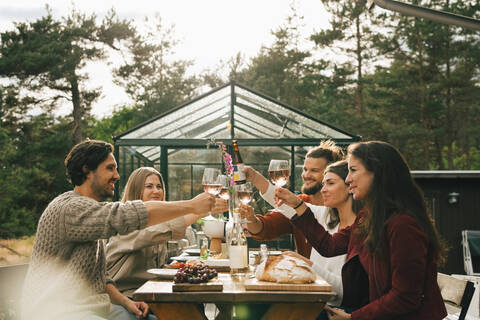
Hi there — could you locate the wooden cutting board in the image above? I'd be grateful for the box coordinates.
[244,276,332,292]
[172,280,223,292]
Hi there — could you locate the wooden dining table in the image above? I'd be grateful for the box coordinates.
[133,272,336,320]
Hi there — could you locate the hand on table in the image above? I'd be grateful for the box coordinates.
[325,305,351,320]
[124,299,149,319]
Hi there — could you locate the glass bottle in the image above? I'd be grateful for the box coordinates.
[229,211,248,276]
[232,140,246,185]
[259,243,268,264]
[225,195,234,258]
[200,237,209,259]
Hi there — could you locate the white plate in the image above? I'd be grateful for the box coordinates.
[169,255,190,262]
[184,248,201,256]
[203,258,230,267]
[147,268,177,279]
[268,251,282,256]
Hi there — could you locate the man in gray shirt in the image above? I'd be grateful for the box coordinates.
[21,139,218,320]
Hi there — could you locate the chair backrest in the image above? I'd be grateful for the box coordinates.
[462,230,480,276]
[0,263,29,319]
[438,272,475,320]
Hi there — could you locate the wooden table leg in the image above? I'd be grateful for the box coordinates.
[261,302,326,320]
[149,303,208,320]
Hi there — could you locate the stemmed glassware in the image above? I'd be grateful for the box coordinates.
[233,182,254,224]
[202,168,222,219]
[268,160,290,207]
[268,160,291,187]
[217,175,230,200]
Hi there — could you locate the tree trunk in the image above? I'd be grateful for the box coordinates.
[355,15,364,116]
[70,76,83,144]
[434,137,445,170]
[444,21,454,169]
[416,25,430,168]
[463,101,471,169]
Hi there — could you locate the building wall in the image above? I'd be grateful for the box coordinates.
[415,177,480,275]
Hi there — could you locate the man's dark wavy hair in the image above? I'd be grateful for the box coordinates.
[64,139,114,186]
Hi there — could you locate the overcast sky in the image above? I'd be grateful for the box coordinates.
[0,0,330,118]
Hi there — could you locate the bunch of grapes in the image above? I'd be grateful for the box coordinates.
[174,264,218,284]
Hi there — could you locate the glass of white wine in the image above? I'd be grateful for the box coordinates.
[233,182,254,224]
[217,175,230,200]
[202,168,222,218]
[268,159,290,187]
[268,160,290,207]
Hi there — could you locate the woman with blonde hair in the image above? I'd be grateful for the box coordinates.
[105,167,226,297]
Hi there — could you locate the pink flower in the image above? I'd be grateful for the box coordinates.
[207,139,235,186]
[217,141,235,186]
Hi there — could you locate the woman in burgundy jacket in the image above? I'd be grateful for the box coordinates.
[274,141,447,320]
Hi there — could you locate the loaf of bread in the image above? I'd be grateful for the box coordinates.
[255,253,316,284]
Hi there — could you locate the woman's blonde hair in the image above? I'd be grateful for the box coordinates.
[121,167,165,202]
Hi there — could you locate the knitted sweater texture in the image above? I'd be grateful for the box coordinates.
[21,191,148,320]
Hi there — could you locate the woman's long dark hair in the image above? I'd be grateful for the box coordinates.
[323,160,363,229]
[348,141,446,264]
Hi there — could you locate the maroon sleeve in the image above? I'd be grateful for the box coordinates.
[290,207,350,257]
[352,215,428,320]
[250,211,294,241]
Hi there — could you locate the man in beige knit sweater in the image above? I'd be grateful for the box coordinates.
[21,140,218,320]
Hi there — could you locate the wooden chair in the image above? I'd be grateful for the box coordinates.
[437,272,475,320]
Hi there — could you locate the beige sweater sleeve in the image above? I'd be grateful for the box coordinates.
[59,193,148,242]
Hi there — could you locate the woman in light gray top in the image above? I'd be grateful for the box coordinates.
[106,167,226,297]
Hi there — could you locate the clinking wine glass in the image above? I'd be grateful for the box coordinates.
[217,175,230,221]
[202,168,222,218]
[268,160,290,187]
[268,160,290,206]
[233,182,254,224]
[217,175,230,200]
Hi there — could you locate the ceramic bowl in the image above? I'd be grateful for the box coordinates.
[203,219,224,238]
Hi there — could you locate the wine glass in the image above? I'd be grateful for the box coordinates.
[268,160,290,187]
[217,175,230,200]
[233,182,254,224]
[216,175,230,220]
[268,160,290,207]
[202,168,222,218]
[202,168,222,195]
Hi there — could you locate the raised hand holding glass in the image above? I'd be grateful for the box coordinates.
[268,160,290,187]
[233,182,254,224]
[202,168,221,217]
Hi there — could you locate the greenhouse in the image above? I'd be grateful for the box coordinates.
[113,81,360,201]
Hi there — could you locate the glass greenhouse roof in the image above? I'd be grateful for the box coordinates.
[115,82,360,162]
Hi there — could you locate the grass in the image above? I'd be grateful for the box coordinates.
[0,236,34,266]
